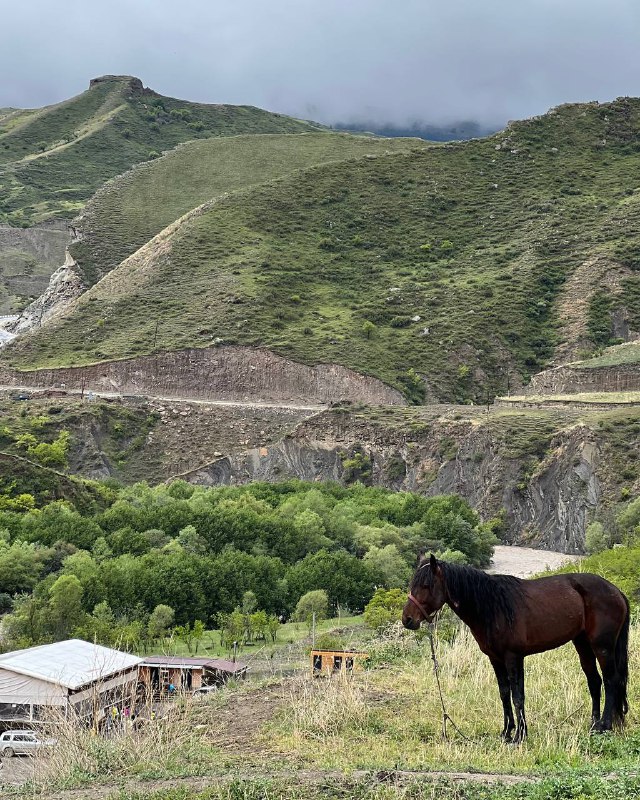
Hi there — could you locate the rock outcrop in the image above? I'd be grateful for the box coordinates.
[179,408,613,554]
[527,359,640,395]
[0,345,406,406]
[7,250,85,336]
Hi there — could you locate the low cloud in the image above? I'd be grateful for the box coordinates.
[2,0,640,128]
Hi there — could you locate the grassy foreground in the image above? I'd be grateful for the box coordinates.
[11,621,638,800]
[271,624,640,776]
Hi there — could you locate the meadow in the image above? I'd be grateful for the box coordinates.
[9,618,639,800]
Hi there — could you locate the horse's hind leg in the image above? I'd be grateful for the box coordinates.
[592,641,618,732]
[573,633,602,728]
[490,658,515,741]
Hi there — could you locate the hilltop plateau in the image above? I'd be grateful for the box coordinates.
[0,75,327,312]
[0,75,323,227]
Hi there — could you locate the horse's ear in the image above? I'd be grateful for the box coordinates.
[416,548,427,568]
[429,553,438,570]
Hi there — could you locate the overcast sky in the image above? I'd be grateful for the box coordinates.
[2,0,640,128]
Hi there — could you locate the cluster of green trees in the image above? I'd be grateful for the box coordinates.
[0,479,499,650]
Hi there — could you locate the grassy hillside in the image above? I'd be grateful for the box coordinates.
[572,340,640,368]
[7,98,640,401]
[70,132,421,286]
[0,452,105,513]
[0,75,324,227]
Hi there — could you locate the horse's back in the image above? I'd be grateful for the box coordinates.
[502,572,628,654]
[564,572,629,619]
[561,572,627,602]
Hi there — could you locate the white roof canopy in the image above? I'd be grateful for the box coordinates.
[0,639,142,691]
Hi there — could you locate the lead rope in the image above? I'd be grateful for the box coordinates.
[426,619,472,742]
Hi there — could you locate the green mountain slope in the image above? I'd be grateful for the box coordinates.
[5,98,640,402]
[0,452,105,513]
[70,132,422,286]
[0,75,324,227]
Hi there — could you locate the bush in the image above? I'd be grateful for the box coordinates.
[362,320,376,339]
[294,589,328,629]
[363,588,406,632]
[585,521,608,554]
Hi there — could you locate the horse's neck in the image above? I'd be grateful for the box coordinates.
[444,573,485,632]
[447,600,484,632]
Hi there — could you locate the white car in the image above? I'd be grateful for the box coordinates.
[0,730,57,757]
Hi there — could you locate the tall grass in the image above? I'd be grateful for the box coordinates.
[274,622,640,774]
[22,694,220,790]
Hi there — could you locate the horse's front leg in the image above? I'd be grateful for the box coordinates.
[490,657,515,741]
[505,654,527,743]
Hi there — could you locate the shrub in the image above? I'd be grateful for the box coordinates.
[362,320,376,339]
[585,521,608,554]
[363,587,406,632]
[294,589,329,629]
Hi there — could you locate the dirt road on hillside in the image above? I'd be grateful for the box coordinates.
[0,384,325,412]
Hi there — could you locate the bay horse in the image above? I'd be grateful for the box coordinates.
[402,554,630,743]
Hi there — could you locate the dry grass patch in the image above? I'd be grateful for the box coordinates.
[20,696,223,791]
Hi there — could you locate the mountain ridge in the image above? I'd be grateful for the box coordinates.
[5,96,640,402]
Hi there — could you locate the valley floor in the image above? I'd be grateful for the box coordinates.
[3,546,636,800]
[490,545,579,577]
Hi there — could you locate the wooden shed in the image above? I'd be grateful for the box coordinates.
[139,656,248,698]
[310,649,368,677]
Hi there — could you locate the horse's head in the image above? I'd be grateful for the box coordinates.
[402,553,447,630]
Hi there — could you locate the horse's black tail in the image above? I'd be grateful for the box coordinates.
[613,594,630,727]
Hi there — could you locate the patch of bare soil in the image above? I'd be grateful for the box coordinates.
[206,682,291,753]
[490,545,580,578]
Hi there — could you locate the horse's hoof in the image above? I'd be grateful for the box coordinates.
[591,723,612,735]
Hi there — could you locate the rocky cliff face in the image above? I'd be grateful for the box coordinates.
[527,361,640,394]
[7,250,85,336]
[180,408,617,554]
[0,345,406,406]
[0,221,70,315]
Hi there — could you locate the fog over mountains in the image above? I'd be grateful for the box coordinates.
[3,0,640,133]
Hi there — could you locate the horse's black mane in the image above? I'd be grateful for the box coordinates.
[411,560,525,629]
